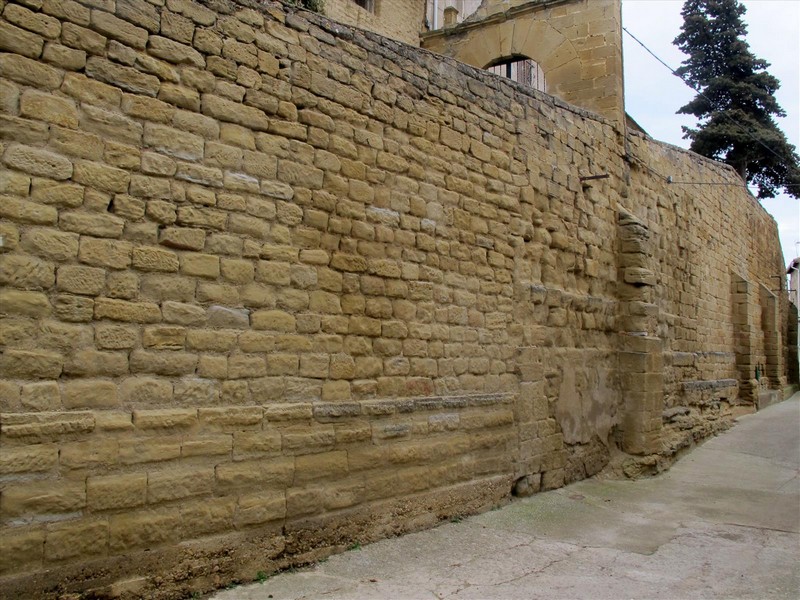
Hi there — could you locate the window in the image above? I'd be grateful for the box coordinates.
[353,0,376,12]
[488,57,546,93]
[426,0,482,29]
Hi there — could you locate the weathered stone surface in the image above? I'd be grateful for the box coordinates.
[3,144,73,179]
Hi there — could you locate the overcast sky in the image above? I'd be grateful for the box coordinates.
[621,0,800,267]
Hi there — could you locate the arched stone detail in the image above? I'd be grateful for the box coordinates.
[451,19,577,80]
[421,0,624,124]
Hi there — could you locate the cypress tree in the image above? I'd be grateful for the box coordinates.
[674,0,800,199]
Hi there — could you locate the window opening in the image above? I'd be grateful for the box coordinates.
[426,1,482,29]
[353,0,376,12]
[487,57,546,92]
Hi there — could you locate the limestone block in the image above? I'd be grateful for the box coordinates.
[129,350,197,376]
[0,19,45,58]
[293,450,348,485]
[265,353,299,376]
[0,525,44,575]
[0,53,62,89]
[207,305,250,329]
[156,228,205,254]
[109,195,145,221]
[143,122,204,160]
[85,56,160,96]
[214,456,295,491]
[95,298,161,323]
[119,436,181,465]
[54,294,94,322]
[0,444,58,475]
[234,491,285,527]
[20,381,61,411]
[90,8,149,49]
[1,411,93,440]
[3,144,72,180]
[142,325,186,350]
[1,479,85,518]
[147,466,214,503]
[181,497,237,537]
[0,348,62,378]
[0,195,58,225]
[72,160,131,193]
[64,349,129,377]
[138,274,192,303]
[87,473,147,511]
[176,206,227,230]
[129,174,171,199]
[43,44,84,72]
[162,300,205,325]
[115,0,160,31]
[95,324,137,350]
[119,377,173,405]
[198,406,262,429]
[252,309,296,332]
[229,428,280,462]
[193,27,222,55]
[179,252,220,278]
[201,93,270,131]
[132,246,180,272]
[142,152,177,176]
[181,434,232,458]
[109,508,181,552]
[62,379,119,409]
[148,35,204,67]
[20,89,78,128]
[61,212,125,239]
[321,380,351,401]
[281,424,335,454]
[0,254,55,290]
[78,239,133,274]
[45,518,108,561]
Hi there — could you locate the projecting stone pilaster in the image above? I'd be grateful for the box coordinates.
[616,211,663,455]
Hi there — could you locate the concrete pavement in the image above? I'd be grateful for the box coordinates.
[211,395,800,599]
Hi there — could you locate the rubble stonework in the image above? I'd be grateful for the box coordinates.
[0,0,790,597]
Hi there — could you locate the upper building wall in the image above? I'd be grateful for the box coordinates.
[323,0,426,46]
[421,0,625,124]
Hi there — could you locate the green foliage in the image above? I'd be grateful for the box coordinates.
[256,571,269,583]
[347,541,361,551]
[674,0,800,198]
[285,0,325,13]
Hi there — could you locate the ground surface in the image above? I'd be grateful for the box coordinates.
[211,395,800,600]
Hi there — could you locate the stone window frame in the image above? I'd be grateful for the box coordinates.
[353,0,377,13]
[486,56,546,93]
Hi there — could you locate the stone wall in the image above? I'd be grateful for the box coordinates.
[626,133,787,451]
[0,0,787,597]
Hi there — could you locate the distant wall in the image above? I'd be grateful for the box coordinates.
[324,0,425,46]
[0,0,787,597]
[626,133,787,446]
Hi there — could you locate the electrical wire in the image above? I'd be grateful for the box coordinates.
[626,138,768,191]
